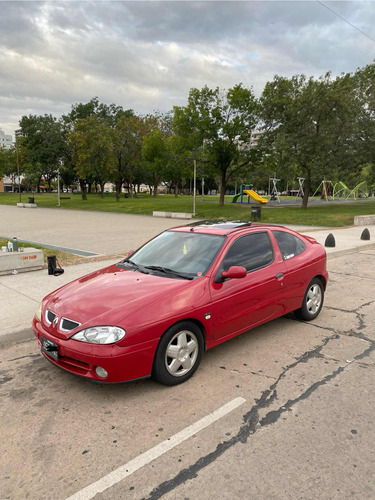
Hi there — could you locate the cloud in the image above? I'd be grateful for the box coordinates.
[0,0,374,136]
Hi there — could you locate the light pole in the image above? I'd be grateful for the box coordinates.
[57,167,61,207]
[16,139,21,202]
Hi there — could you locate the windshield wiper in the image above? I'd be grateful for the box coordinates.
[118,260,149,274]
[143,265,193,280]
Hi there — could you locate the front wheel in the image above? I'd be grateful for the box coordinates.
[294,277,324,321]
[152,322,204,386]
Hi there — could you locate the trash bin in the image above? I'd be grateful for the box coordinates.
[251,206,261,221]
[28,197,34,203]
[47,255,57,275]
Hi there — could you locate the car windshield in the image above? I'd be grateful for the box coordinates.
[118,231,225,279]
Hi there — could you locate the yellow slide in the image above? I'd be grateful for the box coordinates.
[242,189,268,204]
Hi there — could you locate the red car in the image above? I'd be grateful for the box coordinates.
[33,221,328,385]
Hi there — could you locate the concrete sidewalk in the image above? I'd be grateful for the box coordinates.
[0,204,374,346]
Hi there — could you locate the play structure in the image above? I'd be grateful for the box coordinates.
[230,178,370,205]
[269,177,281,202]
[230,183,268,204]
[313,178,369,201]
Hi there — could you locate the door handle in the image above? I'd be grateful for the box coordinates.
[275,272,284,280]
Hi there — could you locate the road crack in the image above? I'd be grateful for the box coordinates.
[143,330,375,500]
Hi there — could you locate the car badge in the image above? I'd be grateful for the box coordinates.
[53,317,59,328]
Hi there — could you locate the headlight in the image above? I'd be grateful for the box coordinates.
[36,302,42,322]
[72,326,126,344]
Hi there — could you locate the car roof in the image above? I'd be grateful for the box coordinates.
[171,220,286,236]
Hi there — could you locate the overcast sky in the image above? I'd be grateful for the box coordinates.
[1,0,374,137]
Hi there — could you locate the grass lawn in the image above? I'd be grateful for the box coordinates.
[0,237,80,265]
[1,192,375,227]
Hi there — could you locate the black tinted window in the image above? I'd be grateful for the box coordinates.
[273,231,306,260]
[223,232,274,272]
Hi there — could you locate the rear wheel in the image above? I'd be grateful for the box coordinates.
[294,277,324,321]
[152,321,203,386]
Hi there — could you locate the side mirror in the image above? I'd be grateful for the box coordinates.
[221,266,247,280]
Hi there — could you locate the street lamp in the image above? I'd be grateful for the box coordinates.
[16,139,21,202]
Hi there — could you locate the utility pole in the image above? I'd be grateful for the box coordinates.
[16,139,21,202]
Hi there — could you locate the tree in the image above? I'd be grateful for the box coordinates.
[19,114,65,192]
[62,97,133,199]
[142,126,169,198]
[0,146,20,190]
[260,72,362,207]
[173,84,259,206]
[67,116,116,197]
[112,114,144,201]
[355,63,375,183]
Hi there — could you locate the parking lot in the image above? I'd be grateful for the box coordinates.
[1,247,374,499]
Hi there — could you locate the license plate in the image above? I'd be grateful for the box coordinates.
[41,336,59,361]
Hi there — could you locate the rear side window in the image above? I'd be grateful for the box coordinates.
[273,231,306,260]
[222,232,274,272]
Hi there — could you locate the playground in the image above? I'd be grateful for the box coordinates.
[230,179,373,207]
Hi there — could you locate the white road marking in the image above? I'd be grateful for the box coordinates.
[66,397,246,500]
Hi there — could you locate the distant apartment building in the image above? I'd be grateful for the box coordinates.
[238,129,265,151]
[249,129,265,148]
[0,129,14,192]
[14,129,24,140]
[0,128,13,149]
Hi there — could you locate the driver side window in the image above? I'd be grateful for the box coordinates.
[222,232,274,272]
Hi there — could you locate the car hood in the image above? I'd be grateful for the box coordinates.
[43,265,194,339]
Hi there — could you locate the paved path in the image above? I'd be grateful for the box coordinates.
[1,205,178,255]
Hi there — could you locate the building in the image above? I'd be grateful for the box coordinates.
[0,128,13,149]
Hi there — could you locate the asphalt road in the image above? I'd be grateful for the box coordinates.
[1,249,374,500]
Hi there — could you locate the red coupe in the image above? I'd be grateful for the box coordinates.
[33,221,328,385]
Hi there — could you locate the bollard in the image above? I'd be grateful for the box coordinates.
[47,255,57,275]
[325,233,336,247]
[361,228,370,241]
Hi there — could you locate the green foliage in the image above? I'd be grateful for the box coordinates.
[173,84,259,206]
[142,128,168,197]
[7,64,375,209]
[67,116,116,197]
[112,114,145,200]
[19,114,65,191]
[260,72,364,207]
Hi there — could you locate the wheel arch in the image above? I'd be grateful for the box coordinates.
[315,274,327,290]
[159,318,207,350]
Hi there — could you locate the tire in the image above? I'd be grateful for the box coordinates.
[152,321,204,386]
[294,277,324,321]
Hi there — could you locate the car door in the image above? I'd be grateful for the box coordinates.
[271,230,310,311]
[210,231,288,341]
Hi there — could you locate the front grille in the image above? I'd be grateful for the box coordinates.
[60,317,81,331]
[45,309,56,324]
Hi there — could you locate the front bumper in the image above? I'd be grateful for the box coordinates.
[33,317,159,383]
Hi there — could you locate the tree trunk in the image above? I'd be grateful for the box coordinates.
[174,183,178,198]
[115,181,121,202]
[100,182,105,198]
[79,178,87,200]
[153,174,158,198]
[218,170,227,207]
[301,171,311,209]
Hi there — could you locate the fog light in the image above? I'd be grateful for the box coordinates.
[95,366,108,378]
